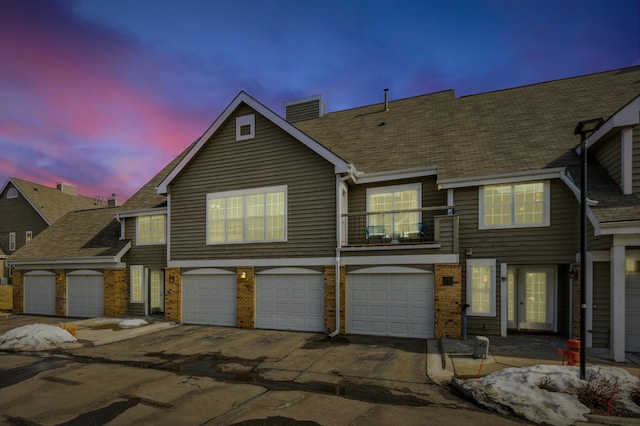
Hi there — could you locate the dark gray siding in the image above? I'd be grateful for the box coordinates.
[123,217,166,269]
[594,132,621,188]
[0,183,49,253]
[286,99,323,122]
[633,125,640,193]
[592,261,611,348]
[455,180,579,336]
[169,104,337,261]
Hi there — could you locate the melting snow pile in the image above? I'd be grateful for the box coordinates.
[452,364,640,426]
[118,319,148,329]
[0,324,76,351]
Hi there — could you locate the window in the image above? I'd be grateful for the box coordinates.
[130,265,144,303]
[9,232,15,251]
[7,188,18,199]
[207,185,286,244]
[466,259,496,316]
[136,215,165,245]
[236,114,255,141]
[25,231,32,244]
[366,183,421,236]
[480,181,549,229]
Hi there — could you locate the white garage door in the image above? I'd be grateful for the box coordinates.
[24,272,56,315]
[256,271,324,332]
[347,268,434,338]
[626,273,640,352]
[182,272,237,326]
[68,273,104,317]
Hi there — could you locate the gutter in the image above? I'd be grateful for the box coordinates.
[115,213,125,240]
[559,170,599,207]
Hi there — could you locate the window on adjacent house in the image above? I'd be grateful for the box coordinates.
[479,181,549,229]
[236,114,255,141]
[136,215,166,245]
[207,185,286,244]
[130,265,144,303]
[9,232,16,251]
[7,188,18,199]
[466,259,496,316]
[366,183,421,236]
[25,231,32,244]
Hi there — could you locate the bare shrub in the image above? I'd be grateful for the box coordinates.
[632,382,640,407]
[536,376,559,392]
[574,371,618,415]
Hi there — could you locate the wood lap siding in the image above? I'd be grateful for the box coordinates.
[633,125,640,193]
[594,132,621,188]
[169,105,337,261]
[0,184,48,251]
[592,262,611,348]
[123,218,166,269]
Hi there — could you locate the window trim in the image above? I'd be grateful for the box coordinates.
[9,232,16,251]
[130,265,145,303]
[479,180,550,230]
[206,185,287,245]
[365,183,422,235]
[25,231,32,244]
[136,214,166,245]
[236,114,255,141]
[466,258,496,317]
[7,188,18,199]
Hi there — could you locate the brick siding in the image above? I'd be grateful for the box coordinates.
[434,264,462,339]
[236,267,255,329]
[11,270,23,314]
[104,269,128,316]
[324,265,346,334]
[164,267,182,322]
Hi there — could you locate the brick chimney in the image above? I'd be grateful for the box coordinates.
[285,94,325,123]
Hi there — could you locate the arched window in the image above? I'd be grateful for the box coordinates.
[7,188,18,199]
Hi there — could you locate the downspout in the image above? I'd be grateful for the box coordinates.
[330,166,355,337]
[115,213,124,240]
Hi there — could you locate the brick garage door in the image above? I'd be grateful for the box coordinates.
[347,268,434,338]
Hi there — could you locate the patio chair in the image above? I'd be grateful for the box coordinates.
[365,225,386,243]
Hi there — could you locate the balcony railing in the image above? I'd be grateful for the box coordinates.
[340,206,454,247]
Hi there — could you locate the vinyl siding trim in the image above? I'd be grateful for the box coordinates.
[438,168,565,189]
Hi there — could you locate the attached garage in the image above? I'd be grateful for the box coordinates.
[24,271,56,315]
[256,268,324,332]
[67,271,104,318]
[182,269,237,326]
[626,273,640,352]
[347,267,434,339]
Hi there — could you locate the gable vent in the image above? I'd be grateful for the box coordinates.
[285,94,325,123]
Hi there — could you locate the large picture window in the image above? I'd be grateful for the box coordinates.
[137,215,166,245]
[480,181,549,229]
[366,183,421,237]
[466,259,496,316]
[207,185,286,244]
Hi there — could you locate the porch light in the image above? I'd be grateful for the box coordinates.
[574,117,603,380]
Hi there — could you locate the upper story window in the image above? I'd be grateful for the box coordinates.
[366,183,422,236]
[479,181,549,229]
[7,188,18,199]
[136,215,166,245]
[236,114,255,141]
[25,231,32,244]
[207,185,286,244]
[9,232,16,251]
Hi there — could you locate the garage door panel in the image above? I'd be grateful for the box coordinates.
[68,275,104,318]
[347,272,434,339]
[257,274,324,332]
[24,275,56,315]
[182,275,236,326]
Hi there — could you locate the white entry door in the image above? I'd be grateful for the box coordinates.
[347,268,434,338]
[516,267,556,331]
[24,272,56,315]
[256,272,324,332]
[67,272,104,317]
[626,269,640,352]
[182,272,237,326]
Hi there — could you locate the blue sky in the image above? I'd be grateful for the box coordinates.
[1,0,638,200]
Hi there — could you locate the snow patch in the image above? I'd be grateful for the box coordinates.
[0,324,77,351]
[118,319,148,329]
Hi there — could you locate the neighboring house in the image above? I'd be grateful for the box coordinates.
[0,178,103,283]
[9,66,640,362]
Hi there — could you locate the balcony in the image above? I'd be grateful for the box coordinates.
[340,206,457,251]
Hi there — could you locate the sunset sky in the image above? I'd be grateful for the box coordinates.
[1,0,638,201]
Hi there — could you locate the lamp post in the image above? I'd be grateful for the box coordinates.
[573,117,603,380]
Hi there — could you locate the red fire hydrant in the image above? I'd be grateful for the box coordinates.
[566,338,580,366]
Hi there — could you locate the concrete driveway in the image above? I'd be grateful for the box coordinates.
[0,315,523,425]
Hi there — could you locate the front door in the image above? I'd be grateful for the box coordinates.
[508,266,556,331]
[149,269,164,314]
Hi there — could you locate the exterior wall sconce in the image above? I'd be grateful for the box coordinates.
[240,271,247,279]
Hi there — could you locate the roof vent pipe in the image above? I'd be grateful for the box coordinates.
[384,88,389,112]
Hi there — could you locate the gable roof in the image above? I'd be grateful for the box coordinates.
[294,66,640,183]
[157,91,350,194]
[1,177,102,225]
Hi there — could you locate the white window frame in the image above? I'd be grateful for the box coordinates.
[130,265,145,303]
[236,114,255,141]
[25,231,32,244]
[366,183,422,236]
[466,258,496,317]
[206,185,287,244]
[136,215,166,245]
[479,181,550,230]
[9,232,16,251]
[7,188,18,199]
